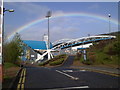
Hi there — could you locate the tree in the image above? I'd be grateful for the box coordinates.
[3,33,23,64]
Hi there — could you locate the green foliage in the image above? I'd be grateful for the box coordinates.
[81,52,95,65]
[4,62,17,69]
[74,53,82,61]
[49,54,67,66]
[94,51,111,64]
[39,54,67,66]
[86,34,120,66]
[74,56,80,61]
[49,54,67,62]
[49,58,64,66]
[3,33,23,65]
[88,55,96,63]
[104,40,119,55]
[113,41,120,55]
[39,61,49,66]
[82,60,93,65]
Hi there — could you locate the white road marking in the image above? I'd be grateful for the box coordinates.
[62,69,86,73]
[62,70,73,72]
[56,70,79,80]
[80,70,86,72]
[47,86,89,90]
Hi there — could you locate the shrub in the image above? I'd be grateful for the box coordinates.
[74,53,81,61]
[88,55,96,63]
[49,58,64,66]
[3,33,23,65]
[50,54,67,61]
[104,41,119,55]
[39,54,67,66]
[39,61,49,66]
[76,53,81,57]
[4,62,18,69]
[113,41,120,54]
[74,56,80,61]
[82,60,93,65]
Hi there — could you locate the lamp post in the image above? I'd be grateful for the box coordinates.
[46,11,52,60]
[0,7,14,83]
[46,11,51,50]
[2,8,14,63]
[3,8,14,13]
[108,14,111,34]
[3,8,14,42]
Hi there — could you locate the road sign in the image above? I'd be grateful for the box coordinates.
[83,50,87,61]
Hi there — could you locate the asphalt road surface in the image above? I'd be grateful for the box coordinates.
[15,56,119,89]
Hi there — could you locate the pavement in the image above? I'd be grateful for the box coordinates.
[71,65,120,77]
[61,56,75,67]
[62,56,120,77]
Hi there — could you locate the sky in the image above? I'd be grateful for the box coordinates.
[4,2,118,43]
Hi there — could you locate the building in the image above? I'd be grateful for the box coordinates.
[21,40,53,62]
[43,34,48,42]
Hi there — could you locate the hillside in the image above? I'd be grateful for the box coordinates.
[73,31,120,68]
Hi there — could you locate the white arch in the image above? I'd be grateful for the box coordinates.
[52,35,116,49]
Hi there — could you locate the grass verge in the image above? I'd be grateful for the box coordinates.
[3,62,20,88]
[73,36,119,68]
[39,54,67,66]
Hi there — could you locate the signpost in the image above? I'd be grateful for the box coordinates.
[83,49,87,61]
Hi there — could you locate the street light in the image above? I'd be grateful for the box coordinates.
[46,11,52,50]
[46,11,52,60]
[4,8,14,13]
[108,14,111,34]
[2,8,14,63]
[3,8,14,41]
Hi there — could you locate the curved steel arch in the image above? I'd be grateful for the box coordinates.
[52,35,116,50]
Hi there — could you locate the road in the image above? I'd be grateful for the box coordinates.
[14,56,119,89]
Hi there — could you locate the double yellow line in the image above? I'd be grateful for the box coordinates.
[17,68,26,90]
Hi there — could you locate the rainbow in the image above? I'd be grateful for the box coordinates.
[7,12,118,40]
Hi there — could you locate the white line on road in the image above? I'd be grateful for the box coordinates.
[47,86,89,90]
[56,70,79,80]
[80,70,86,72]
[62,70,73,72]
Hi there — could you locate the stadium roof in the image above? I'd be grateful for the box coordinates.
[23,40,53,50]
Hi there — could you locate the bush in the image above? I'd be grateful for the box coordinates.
[88,55,96,63]
[49,54,67,66]
[76,53,81,57]
[74,53,82,61]
[39,61,49,66]
[49,54,67,62]
[3,33,23,64]
[82,60,93,65]
[113,41,120,54]
[103,40,120,55]
[4,62,18,69]
[74,56,80,61]
[49,58,64,66]
[39,54,67,66]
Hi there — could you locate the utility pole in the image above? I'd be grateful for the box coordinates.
[1,7,14,83]
[108,14,111,34]
[46,11,51,50]
[46,11,52,60]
